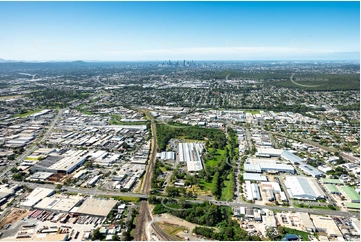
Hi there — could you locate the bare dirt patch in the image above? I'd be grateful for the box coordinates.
[157,221,188,240]
[0,208,28,229]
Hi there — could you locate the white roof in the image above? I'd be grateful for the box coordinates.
[285,176,325,200]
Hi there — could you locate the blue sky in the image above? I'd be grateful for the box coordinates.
[0,1,359,61]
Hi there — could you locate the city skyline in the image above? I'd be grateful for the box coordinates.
[0,1,359,61]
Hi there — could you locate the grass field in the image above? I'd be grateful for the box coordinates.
[220,172,234,201]
[14,109,42,118]
[279,227,311,241]
[96,195,140,202]
[205,148,226,167]
[0,95,22,100]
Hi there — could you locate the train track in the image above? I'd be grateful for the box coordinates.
[133,200,152,241]
[151,222,175,241]
[133,110,160,241]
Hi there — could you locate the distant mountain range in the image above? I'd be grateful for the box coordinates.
[0,58,88,64]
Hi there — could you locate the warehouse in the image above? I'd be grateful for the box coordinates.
[310,215,342,237]
[299,164,324,178]
[159,151,175,161]
[284,176,326,200]
[178,143,204,172]
[339,186,360,203]
[47,151,88,174]
[321,178,344,184]
[245,181,261,201]
[21,187,55,208]
[75,197,117,217]
[243,173,268,182]
[260,182,281,193]
[256,148,283,157]
[34,196,80,213]
[325,184,341,194]
[281,150,304,164]
[30,150,88,174]
[297,212,315,232]
[244,158,295,174]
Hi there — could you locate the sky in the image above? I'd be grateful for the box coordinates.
[0,1,359,61]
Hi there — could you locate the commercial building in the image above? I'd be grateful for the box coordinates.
[339,186,360,203]
[178,143,204,172]
[284,176,326,200]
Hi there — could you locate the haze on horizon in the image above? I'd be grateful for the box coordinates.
[0,1,359,61]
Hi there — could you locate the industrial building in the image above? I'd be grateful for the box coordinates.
[297,212,315,232]
[244,158,295,174]
[284,176,326,200]
[20,187,55,208]
[245,181,261,201]
[324,184,341,194]
[281,150,324,177]
[178,142,204,172]
[243,173,268,182]
[339,186,360,203]
[281,150,304,164]
[74,197,117,217]
[159,151,175,161]
[321,178,343,185]
[256,148,283,157]
[310,215,343,237]
[298,164,324,178]
[260,182,281,193]
[34,196,80,213]
[31,150,88,174]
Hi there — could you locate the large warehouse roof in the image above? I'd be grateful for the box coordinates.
[299,164,323,178]
[339,186,360,202]
[325,184,340,194]
[281,150,304,164]
[178,143,203,172]
[76,197,117,217]
[34,196,80,212]
[243,173,267,182]
[321,178,343,184]
[244,159,294,173]
[284,176,325,200]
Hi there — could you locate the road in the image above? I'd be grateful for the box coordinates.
[40,109,64,143]
[11,181,148,199]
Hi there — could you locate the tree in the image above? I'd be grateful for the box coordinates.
[112,235,120,241]
[55,184,62,190]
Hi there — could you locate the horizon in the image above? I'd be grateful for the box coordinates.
[0,1,359,61]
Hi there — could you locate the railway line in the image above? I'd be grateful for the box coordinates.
[134,109,161,241]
